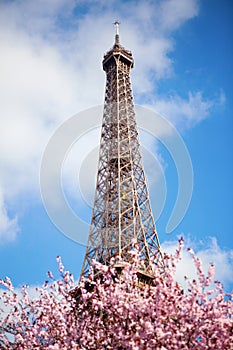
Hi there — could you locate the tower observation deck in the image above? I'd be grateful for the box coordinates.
[81,23,163,277]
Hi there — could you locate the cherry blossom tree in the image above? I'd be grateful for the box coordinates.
[0,239,232,349]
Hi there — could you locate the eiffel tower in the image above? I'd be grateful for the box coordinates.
[81,22,163,277]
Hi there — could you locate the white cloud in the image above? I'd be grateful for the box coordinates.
[162,236,233,291]
[0,192,20,244]
[0,36,76,201]
[158,0,199,32]
[149,91,214,130]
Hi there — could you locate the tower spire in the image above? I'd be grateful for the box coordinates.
[81,25,164,278]
[114,20,120,46]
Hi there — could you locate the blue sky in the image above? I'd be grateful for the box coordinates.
[0,0,232,291]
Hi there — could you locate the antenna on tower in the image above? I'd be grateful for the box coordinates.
[114,20,120,45]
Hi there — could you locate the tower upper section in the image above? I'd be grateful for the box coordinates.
[103,22,134,72]
[81,23,163,277]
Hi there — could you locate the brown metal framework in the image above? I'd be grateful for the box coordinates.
[81,25,163,276]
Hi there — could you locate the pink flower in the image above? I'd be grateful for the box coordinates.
[0,239,232,349]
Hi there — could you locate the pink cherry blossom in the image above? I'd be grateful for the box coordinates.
[0,239,232,349]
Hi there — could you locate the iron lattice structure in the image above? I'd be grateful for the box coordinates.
[82,24,163,276]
